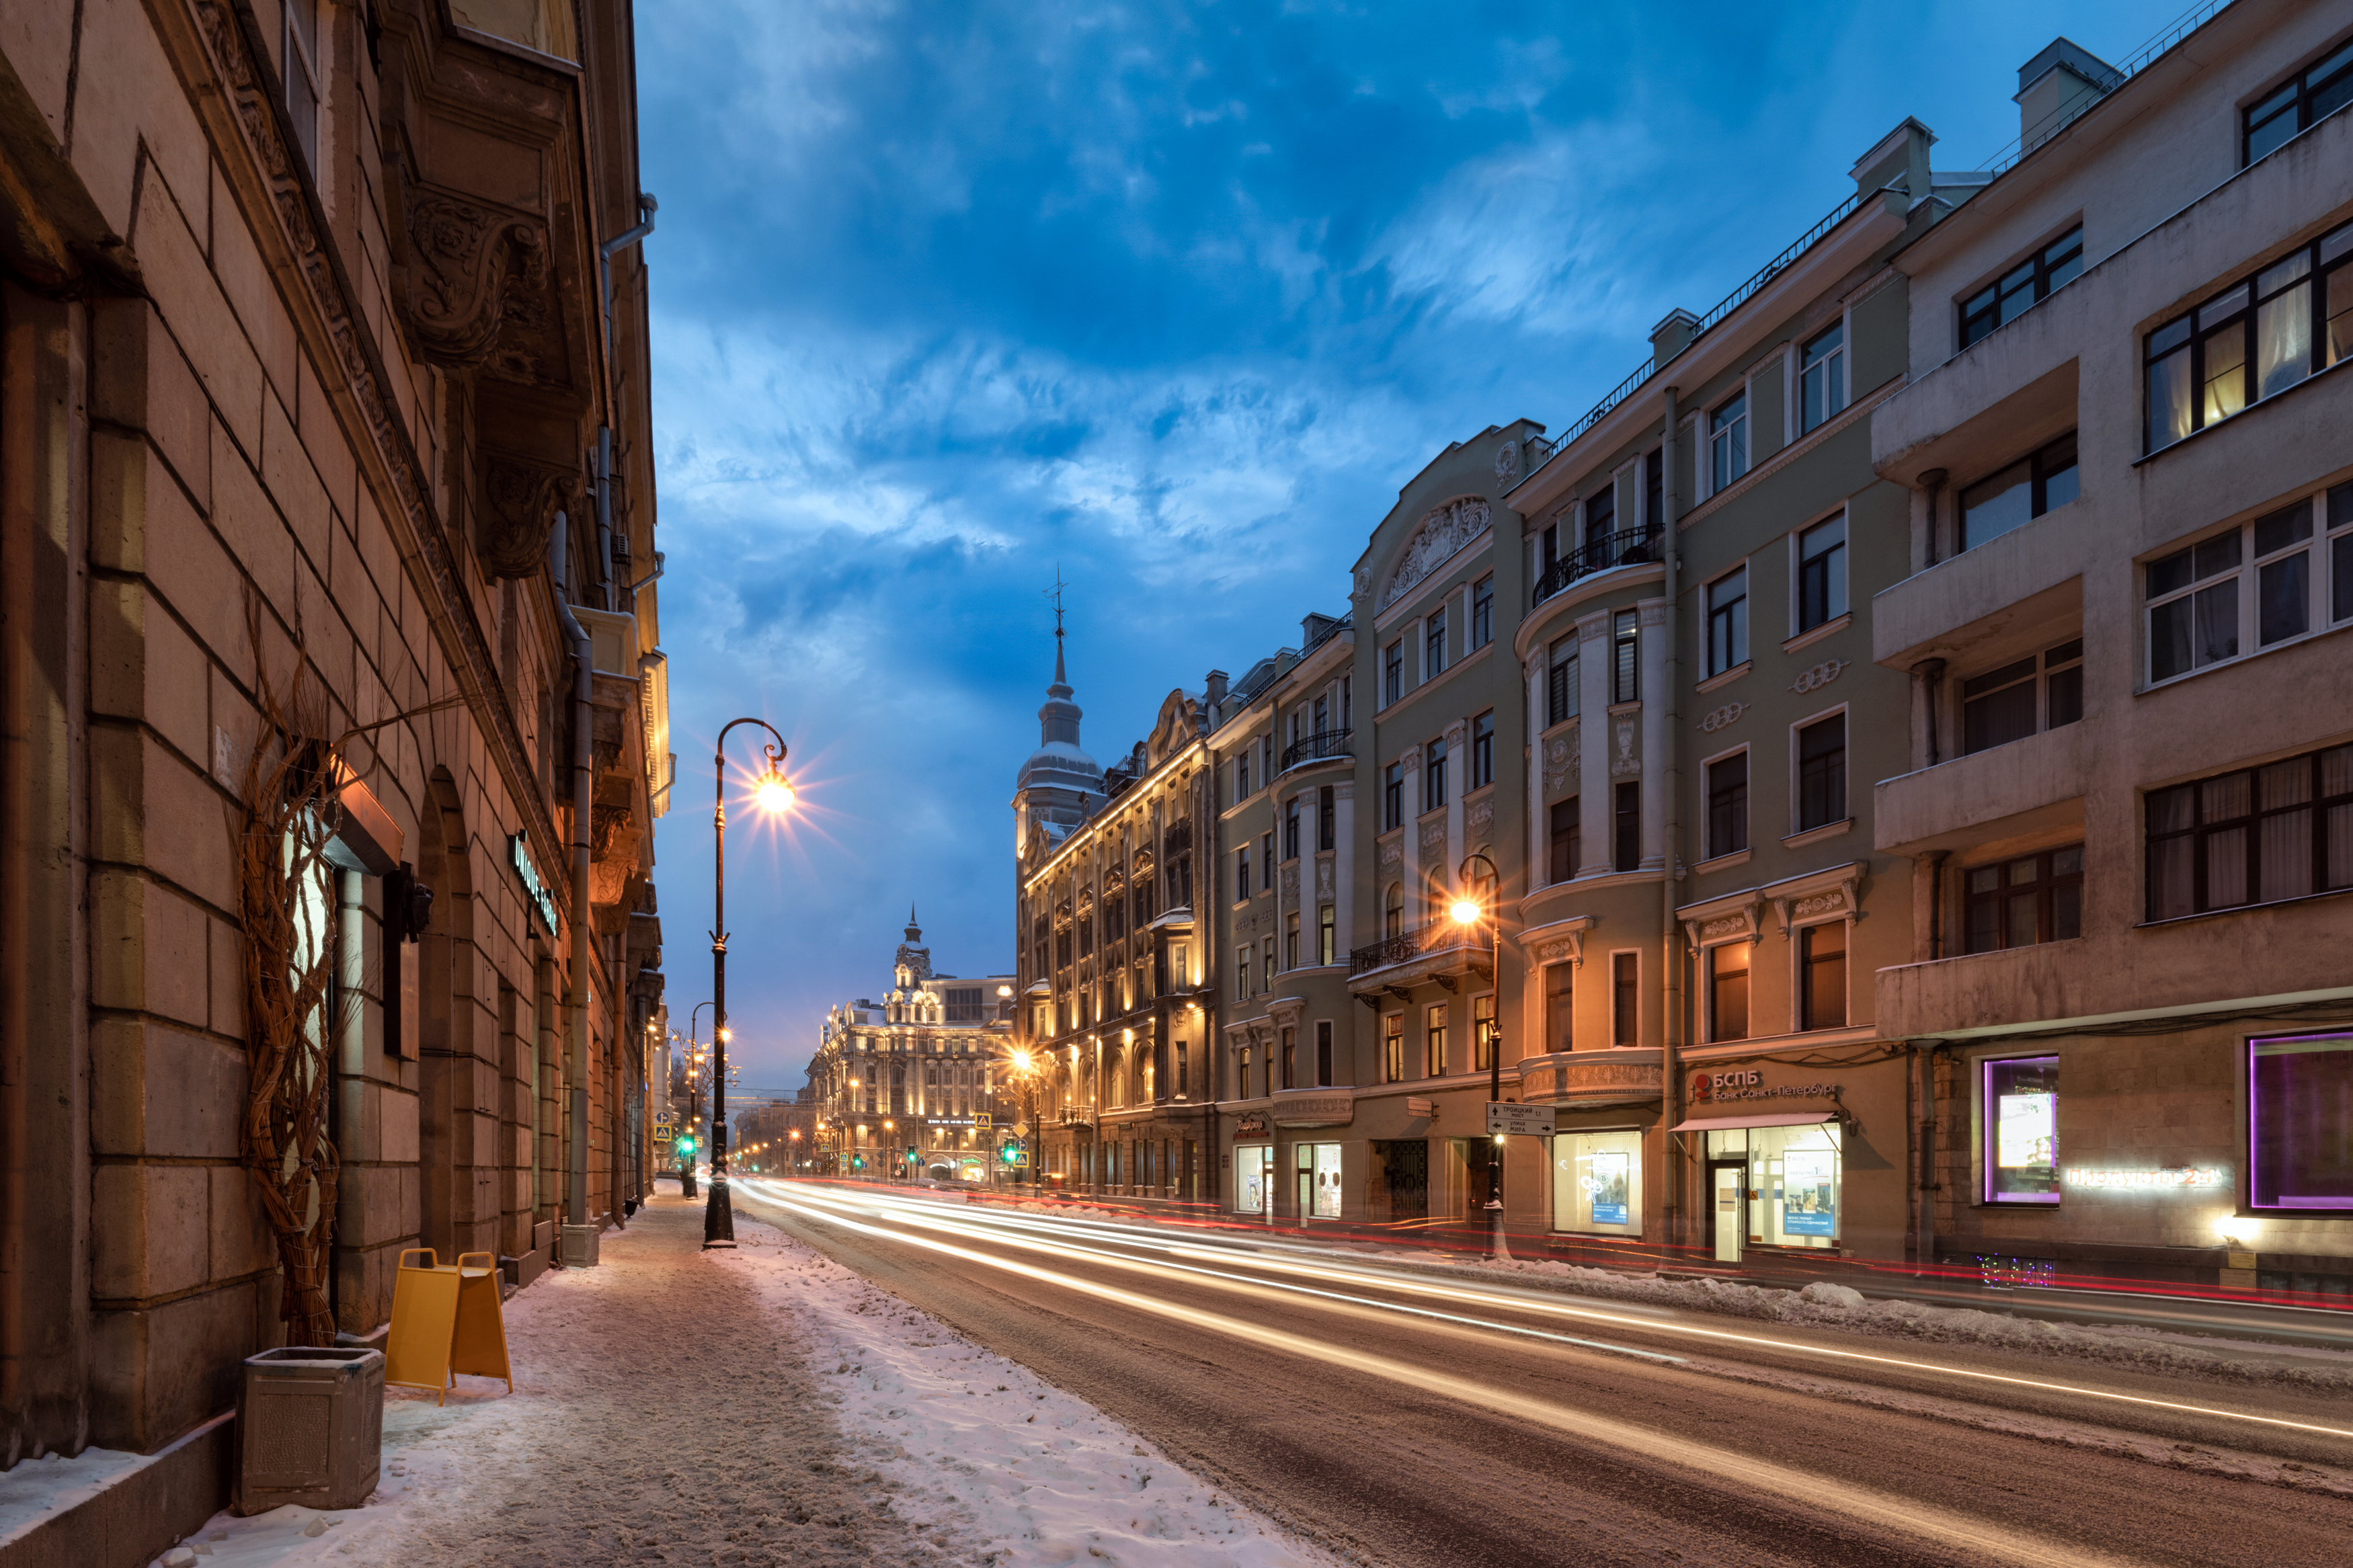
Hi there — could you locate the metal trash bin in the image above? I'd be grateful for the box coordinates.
[234,1346,384,1515]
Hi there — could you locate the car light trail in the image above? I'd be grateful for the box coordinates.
[748,1182,2353,1447]
[750,1182,1682,1364]
[739,1182,2156,1568]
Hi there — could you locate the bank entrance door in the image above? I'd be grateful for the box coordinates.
[1710,1161,1746,1263]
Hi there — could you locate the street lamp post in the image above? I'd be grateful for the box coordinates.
[707,718,795,1249]
[1452,851,1508,1261]
[682,1001,713,1199]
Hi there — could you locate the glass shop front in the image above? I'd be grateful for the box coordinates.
[1700,1120,1843,1259]
[1552,1129,1644,1236]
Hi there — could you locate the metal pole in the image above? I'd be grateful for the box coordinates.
[1460,850,1509,1262]
[707,718,789,1249]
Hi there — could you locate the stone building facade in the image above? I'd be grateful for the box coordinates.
[805,915,1015,1182]
[1870,10,2353,1294]
[0,0,670,1525]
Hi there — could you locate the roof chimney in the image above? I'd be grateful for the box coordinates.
[2016,38,2123,154]
[1649,308,1699,371]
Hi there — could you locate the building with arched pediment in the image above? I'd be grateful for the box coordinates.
[804,913,1017,1181]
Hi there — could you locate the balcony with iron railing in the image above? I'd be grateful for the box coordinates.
[1281,729,1353,771]
[1349,917,1488,981]
[1531,526,1664,607]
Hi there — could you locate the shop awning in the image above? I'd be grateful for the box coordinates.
[1669,1111,1835,1133]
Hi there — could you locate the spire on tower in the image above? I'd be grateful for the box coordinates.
[1045,567,1070,686]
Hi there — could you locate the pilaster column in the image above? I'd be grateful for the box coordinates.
[1333,782,1355,956]
[1443,716,1469,893]
[1638,600,1670,870]
[1525,655,1545,887]
[1577,610,1611,876]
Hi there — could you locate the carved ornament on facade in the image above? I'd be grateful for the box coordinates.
[1542,727,1579,796]
[477,456,576,581]
[1418,817,1447,854]
[1466,796,1494,838]
[1702,913,1749,940]
[1790,659,1847,694]
[1316,856,1335,901]
[1281,863,1300,899]
[1698,702,1747,734]
[401,191,553,369]
[1376,497,1492,614]
[1494,440,1521,485]
[1380,837,1402,870]
[1792,891,1844,919]
[1640,602,1668,627]
[1401,748,1421,774]
[1611,718,1640,777]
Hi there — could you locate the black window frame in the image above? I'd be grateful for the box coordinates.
[2243,38,2353,167]
[1471,575,1494,650]
[1960,638,2083,757]
[1705,565,1747,675]
[1470,710,1494,790]
[1547,634,1578,726]
[1611,611,1638,704]
[1964,845,2085,954]
[1317,784,1335,852]
[1959,226,2083,350]
[1706,750,1748,858]
[1548,796,1580,886]
[1796,514,1847,632]
[1796,712,1847,833]
[1423,737,1447,813]
[1283,798,1300,860]
[2146,741,2353,920]
[1384,761,1404,829]
[1613,780,1640,873]
[1426,606,1447,677]
[1958,432,2080,551]
[1384,641,1404,705]
[2145,220,2353,454]
[1611,952,1639,1046]
[1708,940,1751,1043]
[1799,921,1847,1031]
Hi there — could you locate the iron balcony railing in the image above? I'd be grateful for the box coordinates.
[1349,918,1485,976]
[1281,729,1353,770]
[1531,526,1663,606]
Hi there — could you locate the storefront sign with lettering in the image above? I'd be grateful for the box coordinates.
[1689,1070,1841,1104]
[2062,1167,2226,1190]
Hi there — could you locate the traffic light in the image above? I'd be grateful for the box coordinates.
[676,1133,697,1158]
[851,1155,865,1169]
[999,1142,1019,1165]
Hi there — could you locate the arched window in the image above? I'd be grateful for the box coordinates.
[1384,882,1405,939]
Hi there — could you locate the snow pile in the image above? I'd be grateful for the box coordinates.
[719,1217,1339,1568]
[1404,1252,2353,1391]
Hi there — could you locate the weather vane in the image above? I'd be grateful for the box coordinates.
[1044,567,1068,651]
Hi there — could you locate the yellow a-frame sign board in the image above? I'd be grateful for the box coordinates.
[385,1249,514,1405]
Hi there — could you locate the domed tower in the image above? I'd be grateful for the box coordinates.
[1011,589,1103,858]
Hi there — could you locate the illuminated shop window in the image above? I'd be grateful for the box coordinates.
[1983,1055,2059,1204]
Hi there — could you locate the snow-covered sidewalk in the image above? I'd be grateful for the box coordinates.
[149,1194,1336,1567]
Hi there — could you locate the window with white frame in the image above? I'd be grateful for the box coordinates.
[1423,737,1448,813]
[1705,565,1747,675]
[1611,611,1638,704]
[1795,514,1847,632]
[2145,481,2353,685]
[1709,390,1749,493]
[1799,322,1847,433]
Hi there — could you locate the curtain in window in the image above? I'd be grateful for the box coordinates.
[2257,276,2312,399]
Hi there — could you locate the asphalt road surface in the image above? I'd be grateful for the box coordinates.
[731,1180,2353,1568]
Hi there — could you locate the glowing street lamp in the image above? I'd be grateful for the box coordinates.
[1453,850,1508,1261]
[705,717,795,1249]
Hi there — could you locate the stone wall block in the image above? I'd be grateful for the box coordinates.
[206,163,301,404]
[208,915,246,1040]
[261,388,331,575]
[145,458,251,689]
[91,1018,245,1159]
[207,1166,276,1282]
[93,872,208,1024]
[139,735,235,908]
[90,425,147,572]
[294,350,357,526]
[135,173,262,458]
[66,0,208,239]
[209,423,295,620]
[91,1163,207,1299]
[379,1086,420,1163]
[90,1286,263,1454]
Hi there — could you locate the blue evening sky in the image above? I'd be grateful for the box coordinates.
[638,0,2163,1099]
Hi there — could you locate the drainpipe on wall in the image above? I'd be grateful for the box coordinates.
[551,515,596,1249]
[1658,387,1687,1251]
[1917,468,1948,569]
[594,194,657,612]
